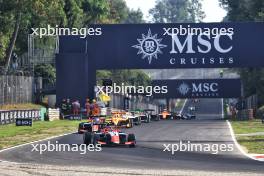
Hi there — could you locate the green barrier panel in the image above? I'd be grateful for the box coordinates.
[40,108,47,121]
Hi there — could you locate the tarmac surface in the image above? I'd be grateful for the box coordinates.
[0,99,263,175]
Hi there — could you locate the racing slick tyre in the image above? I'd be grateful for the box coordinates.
[92,134,100,145]
[105,133,112,145]
[119,134,126,144]
[146,115,151,123]
[78,128,82,134]
[138,117,142,125]
[152,115,160,121]
[127,119,134,128]
[83,132,92,145]
[134,117,140,126]
[128,134,136,148]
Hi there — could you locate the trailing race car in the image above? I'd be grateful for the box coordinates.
[182,113,196,120]
[171,111,184,120]
[83,126,136,147]
[192,99,200,103]
[132,109,151,123]
[78,116,107,134]
[188,106,196,112]
[78,122,92,134]
[111,112,134,128]
[129,111,142,125]
[159,109,172,119]
[144,109,159,121]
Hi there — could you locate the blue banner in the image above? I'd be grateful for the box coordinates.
[57,22,262,101]
[152,79,241,98]
[16,118,33,126]
[83,23,264,69]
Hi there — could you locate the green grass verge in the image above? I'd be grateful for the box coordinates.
[0,103,45,110]
[230,119,264,134]
[237,135,264,154]
[0,120,82,150]
[230,119,264,154]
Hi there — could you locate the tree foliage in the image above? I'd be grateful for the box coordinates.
[0,0,148,86]
[149,0,205,23]
[0,0,67,72]
[220,0,264,21]
[124,9,145,24]
[108,0,128,23]
[81,0,110,24]
[96,69,151,87]
[219,0,264,105]
[34,64,56,85]
[0,0,144,64]
[64,0,84,28]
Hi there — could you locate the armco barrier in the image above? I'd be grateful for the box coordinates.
[0,109,41,125]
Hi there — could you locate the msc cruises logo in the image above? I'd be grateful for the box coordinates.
[132,29,167,64]
[177,82,191,95]
[177,82,219,97]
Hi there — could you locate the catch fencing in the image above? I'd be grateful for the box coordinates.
[0,109,41,125]
[0,75,34,105]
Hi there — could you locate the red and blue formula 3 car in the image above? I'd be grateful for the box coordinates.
[83,126,136,148]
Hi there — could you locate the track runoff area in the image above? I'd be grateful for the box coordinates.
[1,23,264,174]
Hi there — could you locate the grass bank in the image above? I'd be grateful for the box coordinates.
[230,119,264,154]
[0,120,81,150]
[0,103,45,110]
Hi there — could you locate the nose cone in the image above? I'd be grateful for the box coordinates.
[111,135,120,144]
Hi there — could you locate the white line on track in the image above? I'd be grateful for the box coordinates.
[226,120,263,162]
[0,131,76,164]
[1,118,262,163]
[0,132,75,154]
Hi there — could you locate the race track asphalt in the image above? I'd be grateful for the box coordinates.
[0,98,263,173]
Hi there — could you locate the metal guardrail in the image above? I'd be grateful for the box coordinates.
[0,109,41,125]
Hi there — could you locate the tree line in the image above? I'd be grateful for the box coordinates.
[0,0,144,72]
[0,0,205,86]
[220,0,264,106]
